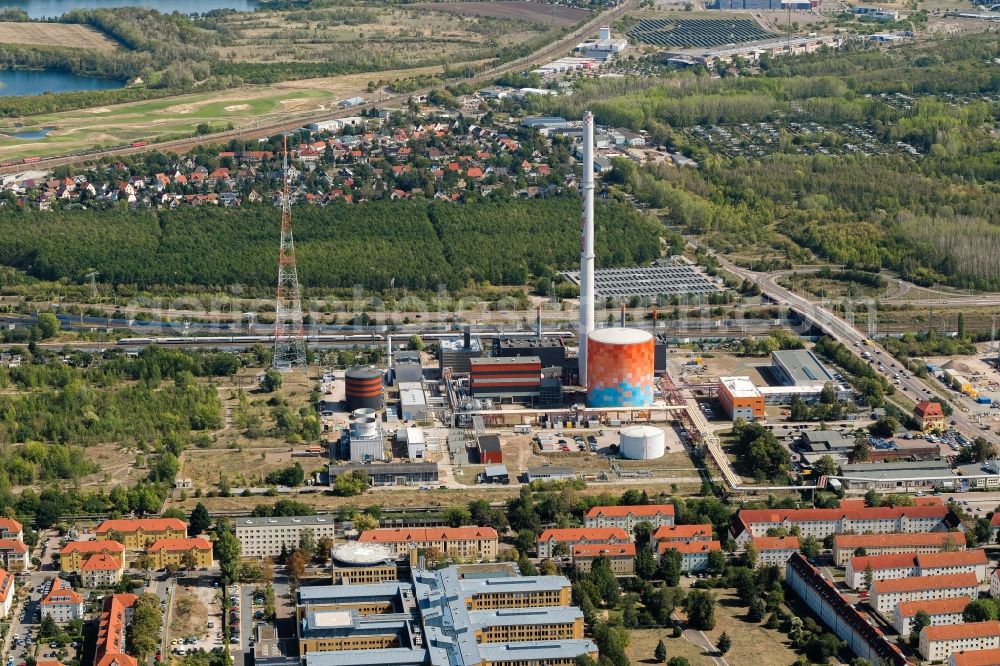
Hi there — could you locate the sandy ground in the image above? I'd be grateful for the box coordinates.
[0,22,117,50]
[411,1,589,26]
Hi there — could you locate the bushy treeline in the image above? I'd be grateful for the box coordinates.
[0,196,660,291]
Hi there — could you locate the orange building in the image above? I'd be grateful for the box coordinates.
[717,376,765,421]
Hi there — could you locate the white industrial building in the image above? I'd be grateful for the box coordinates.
[347,409,386,463]
[396,426,425,460]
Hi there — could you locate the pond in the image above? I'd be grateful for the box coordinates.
[0,69,125,97]
[0,0,257,19]
[6,127,53,139]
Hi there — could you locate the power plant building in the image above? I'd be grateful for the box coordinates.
[492,337,568,370]
[346,409,386,463]
[438,328,482,374]
[345,366,384,411]
[586,328,654,408]
[469,356,542,399]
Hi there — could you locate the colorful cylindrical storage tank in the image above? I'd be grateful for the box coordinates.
[619,425,665,459]
[586,327,654,407]
[345,365,384,411]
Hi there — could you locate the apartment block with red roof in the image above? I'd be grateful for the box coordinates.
[81,553,125,588]
[869,573,979,614]
[572,543,636,576]
[95,518,187,551]
[536,528,629,560]
[893,595,970,637]
[41,578,84,623]
[832,531,964,566]
[733,505,951,546]
[751,536,800,568]
[95,593,138,666]
[0,568,13,619]
[584,504,675,533]
[659,541,722,573]
[918,549,989,581]
[148,538,213,570]
[60,541,127,573]
[950,648,1000,666]
[920,621,1000,661]
[993,569,1000,599]
[0,537,29,572]
[846,549,988,589]
[991,512,1000,542]
[358,527,498,560]
[651,524,713,551]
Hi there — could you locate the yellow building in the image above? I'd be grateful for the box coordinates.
[148,538,213,570]
[95,518,187,551]
[60,541,126,573]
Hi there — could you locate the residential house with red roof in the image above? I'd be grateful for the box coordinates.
[659,541,722,573]
[732,505,951,546]
[41,578,84,622]
[751,536,800,568]
[950,648,1000,666]
[893,595,969,637]
[60,540,126,573]
[584,505,675,533]
[915,400,946,431]
[537,528,629,560]
[358,527,498,560]
[148,537,213,570]
[82,553,125,588]
[95,593,138,666]
[832,532,963,566]
[846,549,988,589]
[572,543,635,576]
[96,518,187,551]
[920,621,1000,661]
[870,573,978,614]
[0,568,13,619]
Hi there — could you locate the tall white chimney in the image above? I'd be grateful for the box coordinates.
[578,111,596,388]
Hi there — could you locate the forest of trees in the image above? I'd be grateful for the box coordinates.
[0,195,660,291]
[528,36,1000,291]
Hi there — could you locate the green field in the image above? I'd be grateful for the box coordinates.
[0,85,332,161]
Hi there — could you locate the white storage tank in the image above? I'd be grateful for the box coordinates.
[619,425,665,460]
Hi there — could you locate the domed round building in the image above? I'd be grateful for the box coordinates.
[330,541,400,584]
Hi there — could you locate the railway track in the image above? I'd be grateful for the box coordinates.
[0,1,634,176]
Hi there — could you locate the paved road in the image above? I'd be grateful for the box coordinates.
[683,628,730,666]
[712,251,993,447]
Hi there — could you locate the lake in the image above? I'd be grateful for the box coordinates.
[0,0,257,19]
[7,127,53,139]
[0,69,125,97]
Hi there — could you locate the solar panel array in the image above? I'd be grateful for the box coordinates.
[628,18,775,48]
[563,265,721,298]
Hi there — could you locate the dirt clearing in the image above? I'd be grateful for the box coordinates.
[412,1,589,26]
[0,22,118,50]
[171,586,209,639]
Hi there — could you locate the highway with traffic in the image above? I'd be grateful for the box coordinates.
[715,252,994,447]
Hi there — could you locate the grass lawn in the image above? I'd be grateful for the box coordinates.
[626,588,800,666]
[0,62,449,161]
